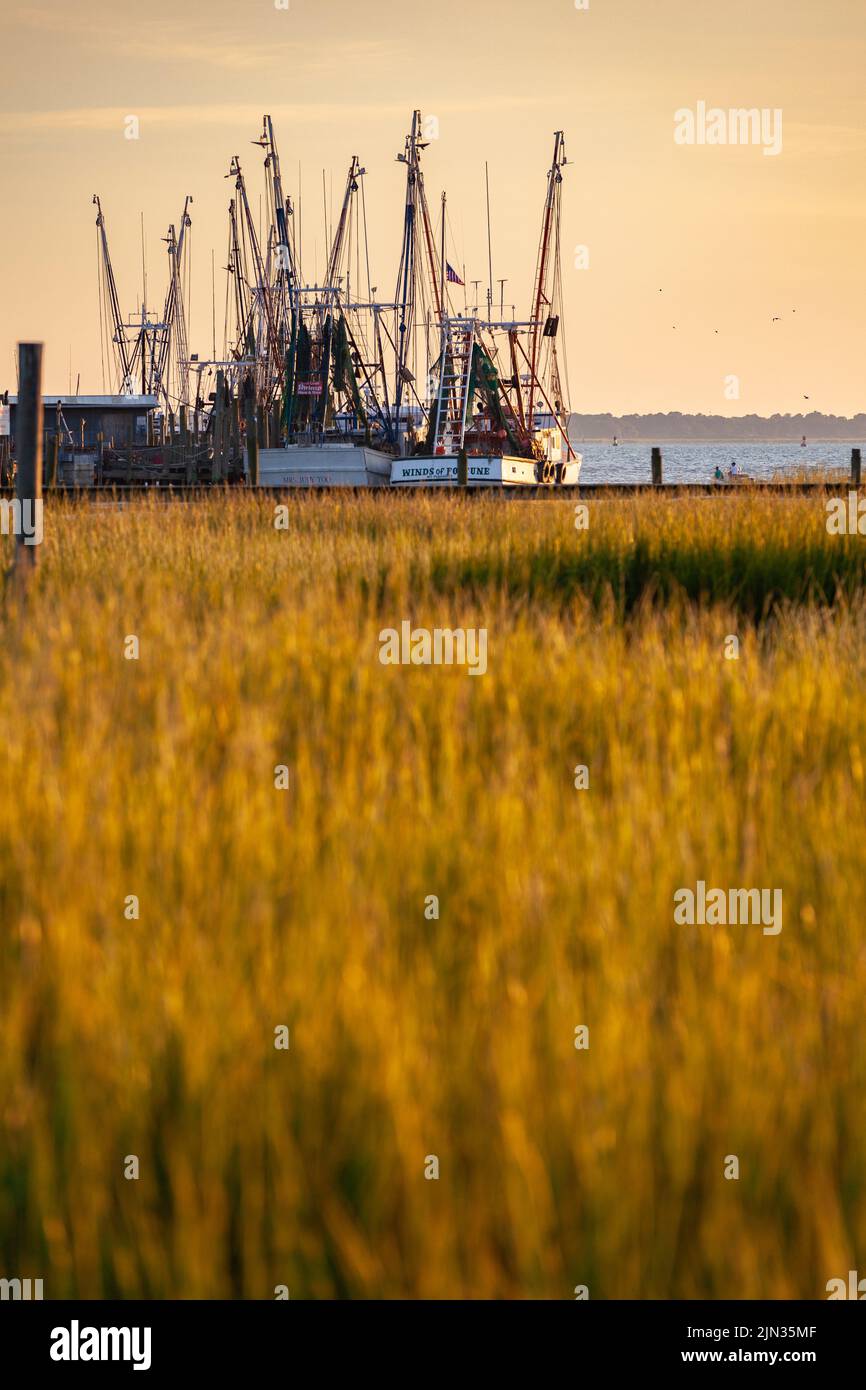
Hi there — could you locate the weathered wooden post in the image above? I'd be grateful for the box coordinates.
[851,448,861,488]
[651,446,663,486]
[230,394,240,465]
[178,405,192,483]
[0,392,8,487]
[0,390,9,486]
[14,342,43,574]
[212,371,225,483]
[244,390,259,485]
[48,430,59,488]
[46,399,60,488]
[457,445,468,487]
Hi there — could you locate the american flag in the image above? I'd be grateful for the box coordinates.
[446,262,464,285]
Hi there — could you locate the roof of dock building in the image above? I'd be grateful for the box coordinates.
[7,395,159,409]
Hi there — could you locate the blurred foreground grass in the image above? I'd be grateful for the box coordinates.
[1,491,864,1298]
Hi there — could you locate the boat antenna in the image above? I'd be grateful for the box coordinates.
[140,211,148,395]
[140,211,147,316]
[485,161,493,323]
[360,166,372,302]
[439,190,447,326]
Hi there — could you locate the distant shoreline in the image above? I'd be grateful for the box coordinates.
[570,436,864,445]
[568,414,866,445]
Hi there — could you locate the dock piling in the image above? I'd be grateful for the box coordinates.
[48,432,59,488]
[651,447,663,486]
[0,392,9,487]
[230,396,240,464]
[14,342,43,574]
[245,393,259,485]
[851,448,861,487]
[212,371,225,483]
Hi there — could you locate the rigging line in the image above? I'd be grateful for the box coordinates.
[360,170,372,304]
[95,230,101,391]
[186,224,192,396]
[379,313,428,417]
[444,203,459,275]
[355,188,361,311]
[96,228,107,393]
[554,181,571,410]
[224,214,233,361]
[322,170,328,279]
[297,161,303,286]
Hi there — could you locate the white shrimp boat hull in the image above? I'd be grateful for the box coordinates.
[389,453,581,487]
[248,443,392,487]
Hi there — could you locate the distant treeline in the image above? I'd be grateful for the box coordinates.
[569,412,866,442]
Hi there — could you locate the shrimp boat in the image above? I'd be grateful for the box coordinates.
[219,127,394,487]
[389,121,580,488]
[252,111,580,488]
[91,111,580,488]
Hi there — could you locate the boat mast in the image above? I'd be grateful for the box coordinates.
[527,130,566,434]
[393,111,443,439]
[93,195,134,394]
[257,115,296,334]
[153,195,193,412]
[173,198,193,409]
[228,155,283,404]
[226,197,249,364]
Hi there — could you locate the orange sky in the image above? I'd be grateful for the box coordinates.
[1,0,864,415]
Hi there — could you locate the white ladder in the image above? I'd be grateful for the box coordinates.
[433,321,475,454]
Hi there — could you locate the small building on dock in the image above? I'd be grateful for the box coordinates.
[0,393,160,485]
[4,394,158,451]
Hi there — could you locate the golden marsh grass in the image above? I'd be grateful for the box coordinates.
[0,491,864,1298]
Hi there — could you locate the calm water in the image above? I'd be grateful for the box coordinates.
[572,441,859,484]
